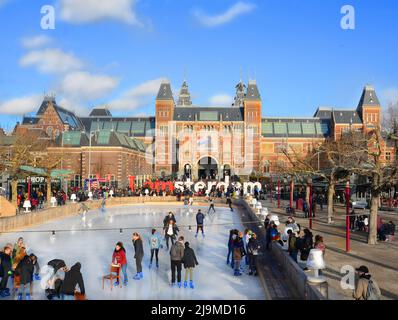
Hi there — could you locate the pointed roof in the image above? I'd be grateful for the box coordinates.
[357,85,380,110]
[246,80,261,101]
[156,80,174,101]
[177,81,192,106]
[233,80,246,107]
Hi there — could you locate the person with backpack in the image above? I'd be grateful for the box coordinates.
[170,236,185,288]
[149,229,162,268]
[112,242,128,286]
[353,266,381,300]
[195,210,205,238]
[132,233,144,280]
[182,242,199,289]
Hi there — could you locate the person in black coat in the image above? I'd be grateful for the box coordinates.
[163,212,177,228]
[60,262,85,300]
[247,234,260,276]
[15,255,34,300]
[132,232,144,280]
[182,242,198,289]
[0,246,12,297]
[195,210,205,238]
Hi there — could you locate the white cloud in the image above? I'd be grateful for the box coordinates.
[110,78,166,110]
[193,1,256,27]
[0,94,42,115]
[20,48,84,74]
[21,35,52,49]
[59,0,143,26]
[60,71,119,101]
[209,94,233,106]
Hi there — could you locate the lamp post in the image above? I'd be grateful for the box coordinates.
[290,179,294,209]
[87,131,96,192]
[345,181,351,253]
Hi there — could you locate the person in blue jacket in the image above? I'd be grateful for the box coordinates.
[149,228,162,268]
[195,210,205,238]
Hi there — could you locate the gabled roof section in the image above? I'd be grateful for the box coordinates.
[245,80,261,101]
[313,107,333,119]
[58,131,89,147]
[89,107,112,117]
[156,80,174,101]
[332,109,362,124]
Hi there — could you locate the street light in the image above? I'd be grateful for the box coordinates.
[83,130,98,192]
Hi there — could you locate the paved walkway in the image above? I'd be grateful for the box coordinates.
[260,199,398,300]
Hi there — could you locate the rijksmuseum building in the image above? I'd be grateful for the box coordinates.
[9,79,395,188]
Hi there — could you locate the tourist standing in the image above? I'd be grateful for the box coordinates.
[314,235,326,257]
[132,233,144,280]
[353,266,381,300]
[247,233,260,276]
[287,230,298,262]
[149,229,162,268]
[0,245,12,298]
[182,242,199,289]
[195,210,205,238]
[233,233,245,276]
[112,242,128,286]
[300,228,313,262]
[170,236,185,288]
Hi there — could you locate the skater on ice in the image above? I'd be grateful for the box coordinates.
[60,262,85,300]
[207,198,216,215]
[101,196,107,212]
[247,233,260,276]
[15,254,35,300]
[182,242,199,289]
[195,210,205,238]
[0,245,12,298]
[148,229,162,269]
[170,236,185,288]
[40,259,67,300]
[112,242,128,286]
[132,233,144,280]
[164,220,179,250]
[233,232,245,276]
[163,211,177,227]
[226,196,233,211]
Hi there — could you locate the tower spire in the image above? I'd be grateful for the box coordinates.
[177,79,192,106]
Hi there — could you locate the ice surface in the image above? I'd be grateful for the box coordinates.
[0,205,266,300]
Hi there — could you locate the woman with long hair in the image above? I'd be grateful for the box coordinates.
[132,233,144,280]
[112,242,128,286]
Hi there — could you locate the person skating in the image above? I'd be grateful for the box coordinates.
[163,211,177,228]
[41,259,67,300]
[247,233,260,276]
[170,236,185,287]
[226,196,233,211]
[207,198,216,214]
[149,229,162,268]
[0,245,12,297]
[101,196,106,212]
[233,233,245,276]
[15,254,34,300]
[112,242,128,286]
[243,229,252,266]
[353,266,381,300]
[226,229,235,266]
[164,220,179,250]
[60,262,85,300]
[132,233,144,280]
[182,242,199,289]
[195,210,205,238]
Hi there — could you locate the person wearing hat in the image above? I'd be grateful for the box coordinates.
[353,266,381,300]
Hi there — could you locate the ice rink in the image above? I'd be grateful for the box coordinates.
[0,204,267,300]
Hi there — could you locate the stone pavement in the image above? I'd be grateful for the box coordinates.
[260,199,398,300]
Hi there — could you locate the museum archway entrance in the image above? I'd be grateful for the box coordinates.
[198,157,218,180]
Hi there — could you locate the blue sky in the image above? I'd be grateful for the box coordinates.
[0,0,397,131]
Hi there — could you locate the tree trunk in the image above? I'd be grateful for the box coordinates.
[327,183,335,224]
[368,195,379,245]
[47,178,52,204]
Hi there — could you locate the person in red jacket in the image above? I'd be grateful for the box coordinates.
[112,242,128,286]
